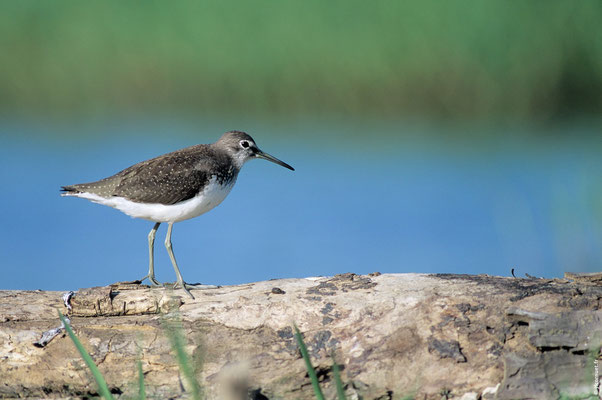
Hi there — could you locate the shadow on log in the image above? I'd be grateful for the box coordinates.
[1,272,601,399]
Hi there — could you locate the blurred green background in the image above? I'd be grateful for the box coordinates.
[1,1,601,123]
[1,1,600,290]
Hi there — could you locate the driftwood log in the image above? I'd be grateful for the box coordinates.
[1,273,601,399]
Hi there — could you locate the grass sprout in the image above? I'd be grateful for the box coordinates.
[294,324,349,399]
[161,314,203,400]
[58,311,115,400]
[294,323,327,400]
[331,352,347,400]
[136,343,146,400]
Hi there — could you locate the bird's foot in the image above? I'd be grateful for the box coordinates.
[173,280,195,299]
[139,274,162,287]
[172,281,219,299]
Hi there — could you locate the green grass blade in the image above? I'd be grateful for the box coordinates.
[162,315,202,400]
[58,311,114,400]
[137,357,146,400]
[135,340,146,400]
[331,353,347,400]
[294,323,325,400]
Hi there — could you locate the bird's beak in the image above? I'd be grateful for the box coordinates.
[255,149,295,171]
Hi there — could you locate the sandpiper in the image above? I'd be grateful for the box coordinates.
[61,131,294,298]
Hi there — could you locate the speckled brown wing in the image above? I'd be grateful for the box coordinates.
[111,150,210,205]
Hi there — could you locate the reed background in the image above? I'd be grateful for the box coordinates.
[1,1,600,125]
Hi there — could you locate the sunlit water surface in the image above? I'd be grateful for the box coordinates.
[1,120,600,290]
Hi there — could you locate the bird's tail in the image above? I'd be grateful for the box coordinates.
[60,185,81,196]
[60,179,118,198]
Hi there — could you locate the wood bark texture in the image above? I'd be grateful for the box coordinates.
[1,272,601,399]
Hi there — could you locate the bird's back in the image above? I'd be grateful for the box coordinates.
[62,144,238,206]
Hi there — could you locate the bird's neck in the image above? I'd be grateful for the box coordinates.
[228,151,248,170]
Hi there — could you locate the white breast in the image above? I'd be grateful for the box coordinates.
[71,176,235,223]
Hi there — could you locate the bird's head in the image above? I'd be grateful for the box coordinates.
[216,130,294,171]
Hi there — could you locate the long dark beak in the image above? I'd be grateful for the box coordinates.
[255,149,295,171]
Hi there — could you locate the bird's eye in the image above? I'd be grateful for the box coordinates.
[240,141,250,149]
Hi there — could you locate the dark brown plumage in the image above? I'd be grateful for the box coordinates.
[61,132,252,205]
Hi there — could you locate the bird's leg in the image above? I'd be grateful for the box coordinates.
[164,222,195,299]
[140,222,161,286]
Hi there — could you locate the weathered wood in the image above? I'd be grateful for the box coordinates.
[1,273,601,399]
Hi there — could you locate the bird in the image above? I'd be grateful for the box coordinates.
[61,130,294,298]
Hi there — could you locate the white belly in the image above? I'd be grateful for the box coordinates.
[71,177,235,223]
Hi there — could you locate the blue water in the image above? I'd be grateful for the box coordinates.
[1,120,600,291]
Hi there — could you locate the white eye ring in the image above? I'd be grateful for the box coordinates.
[240,140,250,149]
